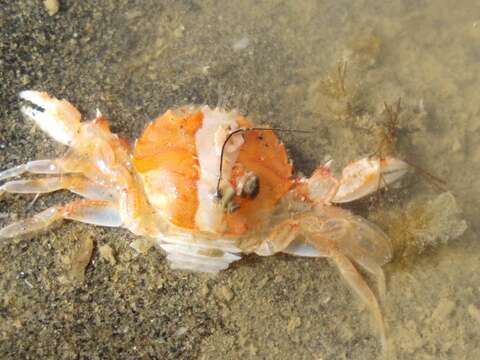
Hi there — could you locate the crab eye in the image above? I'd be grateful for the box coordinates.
[237,172,260,199]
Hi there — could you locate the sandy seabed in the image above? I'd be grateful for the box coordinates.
[0,1,479,359]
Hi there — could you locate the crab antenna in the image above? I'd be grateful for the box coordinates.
[215,127,312,198]
[402,158,448,192]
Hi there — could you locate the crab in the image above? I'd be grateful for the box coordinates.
[0,91,409,350]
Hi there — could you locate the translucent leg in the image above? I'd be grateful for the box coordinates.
[254,219,300,256]
[0,175,116,201]
[0,199,121,239]
[0,207,63,239]
[63,199,122,226]
[352,258,387,303]
[262,211,390,352]
[322,214,392,303]
[0,158,84,181]
[332,253,387,351]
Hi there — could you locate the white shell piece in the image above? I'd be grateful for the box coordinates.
[160,243,241,273]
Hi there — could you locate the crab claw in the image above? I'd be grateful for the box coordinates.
[19,90,81,146]
[332,157,409,203]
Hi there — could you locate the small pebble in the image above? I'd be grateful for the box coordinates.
[232,36,250,51]
[431,298,455,321]
[173,25,185,38]
[200,283,210,297]
[174,327,188,337]
[467,304,480,324]
[99,244,116,265]
[287,316,302,334]
[68,236,94,283]
[43,0,60,16]
[129,238,153,254]
[216,285,234,302]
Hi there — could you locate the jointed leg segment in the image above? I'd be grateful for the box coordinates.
[254,218,300,256]
[0,175,116,201]
[258,212,390,351]
[332,252,387,350]
[0,159,65,181]
[0,199,121,239]
[0,157,92,182]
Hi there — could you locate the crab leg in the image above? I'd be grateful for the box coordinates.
[0,175,116,201]
[254,218,301,256]
[319,214,392,303]
[310,207,393,349]
[331,156,409,203]
[332,252,387,350]
[0,199,122,239]
[257,208,392,350]
[19,90,81,146]
[308,214,391,350]
[352,258,387,304]
[0,158,89,182]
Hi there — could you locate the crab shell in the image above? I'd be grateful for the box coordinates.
[133,106,293,236]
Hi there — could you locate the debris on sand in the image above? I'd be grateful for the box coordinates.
[129,238,154,254]
[99,244,116,265]
[287,316,302,334]
[43,0,60,16]
[215,285,234,303]
[66,234,94,283]
[467,304,480,324]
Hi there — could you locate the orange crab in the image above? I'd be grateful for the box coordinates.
[0,91,409,349]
